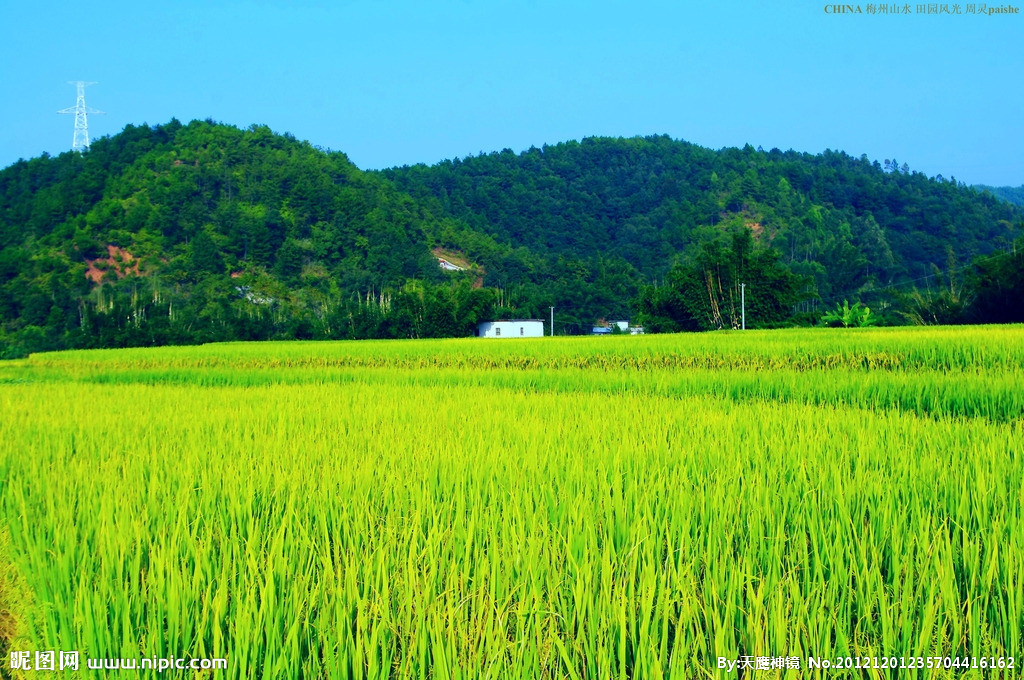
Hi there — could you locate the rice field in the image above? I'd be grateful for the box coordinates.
[1,326,1022,678]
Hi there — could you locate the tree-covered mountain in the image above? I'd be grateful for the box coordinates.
[382,136,1021,305]
[0,119,503,356]
[383,136,1022,330]
[1,122,1022,357]
[974,184,1024,207]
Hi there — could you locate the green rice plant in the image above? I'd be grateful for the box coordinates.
[0,326,1022,678]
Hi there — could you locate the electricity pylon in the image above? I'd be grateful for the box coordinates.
[58,81,104,152]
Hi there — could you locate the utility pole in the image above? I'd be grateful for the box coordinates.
[549,306,554,337]
[741,283,746,330]
[58,81,104,152]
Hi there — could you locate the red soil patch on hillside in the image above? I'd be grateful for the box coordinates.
[85,245,141,284]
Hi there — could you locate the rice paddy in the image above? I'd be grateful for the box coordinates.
[1,326,1022,678]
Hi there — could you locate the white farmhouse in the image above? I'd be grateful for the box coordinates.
[477,319,545,338]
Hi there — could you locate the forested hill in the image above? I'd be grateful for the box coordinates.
[975,184,1024,207]
[1,119,454,291]
[1,120,539,356]
[1,122,1022,357]
[381,136,1022,303]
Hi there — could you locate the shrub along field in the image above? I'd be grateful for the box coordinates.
[0,326,1021,678]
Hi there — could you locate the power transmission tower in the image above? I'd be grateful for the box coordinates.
[58,81,104,152]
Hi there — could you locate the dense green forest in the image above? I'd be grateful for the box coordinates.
[383,137,1022,321]
[975,184,1024,207]
[0,120,511,357]
[1,120,1022,357]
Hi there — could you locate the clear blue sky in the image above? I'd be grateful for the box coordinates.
[2,0,1021,185]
